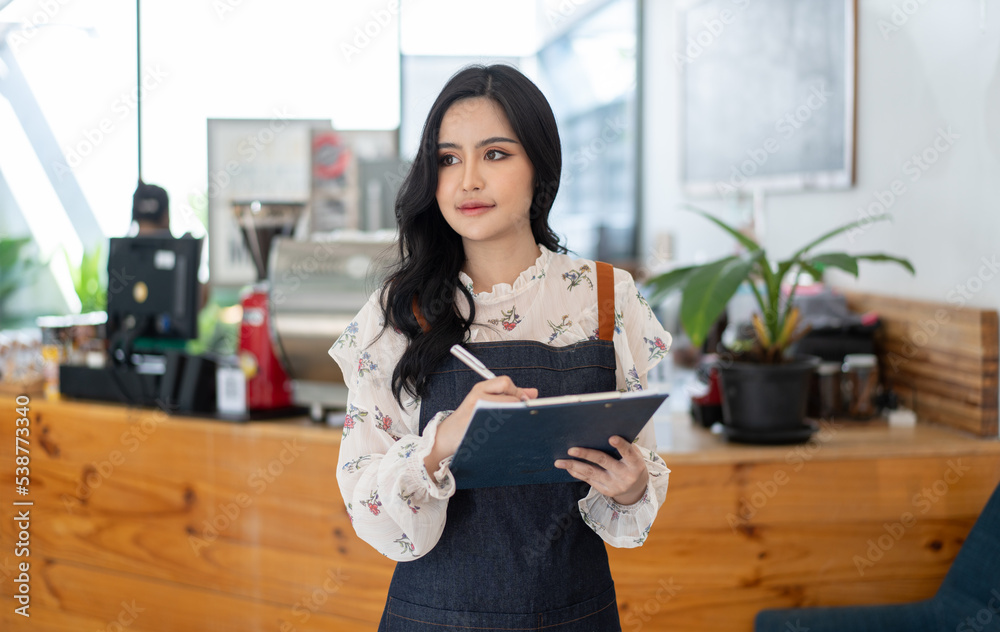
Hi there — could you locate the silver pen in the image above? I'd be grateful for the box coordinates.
[449,344,497,380]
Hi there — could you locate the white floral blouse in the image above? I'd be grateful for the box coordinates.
[329,244,673,562]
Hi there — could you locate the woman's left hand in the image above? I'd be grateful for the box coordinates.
[554,436,649,505]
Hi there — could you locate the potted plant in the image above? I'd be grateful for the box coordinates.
[65,243,107,315]
[646,207,914,441]
[0,236,41,329]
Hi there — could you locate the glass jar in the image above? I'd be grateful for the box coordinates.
[808,362,841,419]
[841,353,879,420]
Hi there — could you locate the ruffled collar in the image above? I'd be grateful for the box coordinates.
[458,244,552,302]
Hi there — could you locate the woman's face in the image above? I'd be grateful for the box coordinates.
[435,97,535,247]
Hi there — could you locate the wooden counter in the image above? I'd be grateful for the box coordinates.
[2,397,999,631]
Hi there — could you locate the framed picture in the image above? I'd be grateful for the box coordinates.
[677,0,857,196]
[207,117,331,288]
[206,121,398,288]
[309,129,399,234]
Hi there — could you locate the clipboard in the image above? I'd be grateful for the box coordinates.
[449,390,669,490]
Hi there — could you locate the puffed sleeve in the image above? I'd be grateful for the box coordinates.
[578,270,672,547]
[329,292,458,561]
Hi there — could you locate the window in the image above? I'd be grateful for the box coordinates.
[399,0,640,261]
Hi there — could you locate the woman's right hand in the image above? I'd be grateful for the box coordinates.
[424,377,538,476]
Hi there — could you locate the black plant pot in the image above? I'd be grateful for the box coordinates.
[718,355,821,438]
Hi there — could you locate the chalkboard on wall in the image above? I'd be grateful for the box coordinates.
[677,0,856,196]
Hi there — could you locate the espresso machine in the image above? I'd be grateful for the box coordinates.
[233,200,304,412]
[268,230,397,421]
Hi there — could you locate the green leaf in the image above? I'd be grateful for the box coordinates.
[789,215,893,262]
[0,237,32,271]
[775,259,796,285]
[798,261,823,282]
[61,242,108,313]
[680,252,761,348]
[806,252,860,277]
[645,265,700,306]
[681,205,761,253]
[63,248,81,291]
[0,237,39,306]
[853,253,916,275]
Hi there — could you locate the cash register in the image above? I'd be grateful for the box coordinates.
[59,235,213,412]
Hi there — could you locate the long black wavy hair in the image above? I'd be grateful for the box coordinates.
[379,64,566,406]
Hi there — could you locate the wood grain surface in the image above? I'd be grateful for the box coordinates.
[1,397,998,631]
[845,290,999,436]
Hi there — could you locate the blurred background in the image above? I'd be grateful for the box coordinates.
[0,0,997,419]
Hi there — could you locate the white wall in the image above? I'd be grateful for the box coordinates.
[643,0,1000,311]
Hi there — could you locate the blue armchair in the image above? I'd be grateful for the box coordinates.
[755,479,1000,631]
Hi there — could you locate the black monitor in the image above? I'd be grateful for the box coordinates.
[106,236,203,346]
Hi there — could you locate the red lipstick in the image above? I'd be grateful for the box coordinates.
[457,200,495,216]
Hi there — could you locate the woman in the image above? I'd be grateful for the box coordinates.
[330,64,672,631]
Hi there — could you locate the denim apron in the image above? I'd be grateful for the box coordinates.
[378,262,622,631]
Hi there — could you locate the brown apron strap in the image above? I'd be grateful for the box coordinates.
[412,296,430,334]
[596,261,615,341]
